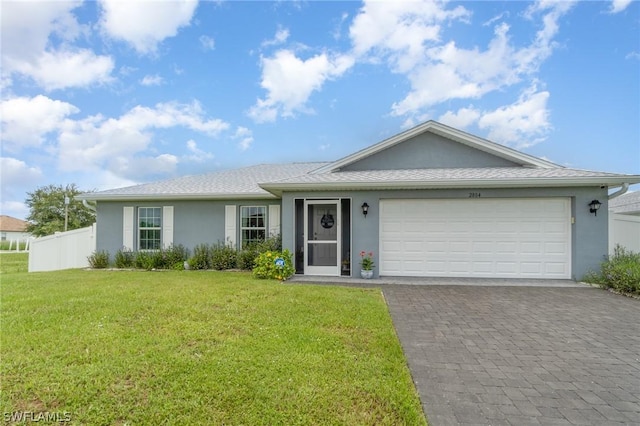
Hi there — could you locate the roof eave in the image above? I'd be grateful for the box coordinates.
[260,177,640,194]
[77,192,280,202]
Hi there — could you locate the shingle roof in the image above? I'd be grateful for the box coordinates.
[80,163,328,200]
[0,215,29,232]
[609,191,640,214]
[259,167,640,194]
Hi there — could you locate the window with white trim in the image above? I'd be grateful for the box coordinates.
[139,207,162,250]
[240,206,266,247]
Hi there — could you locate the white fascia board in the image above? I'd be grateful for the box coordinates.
[261,176,640,195]
[77,193,279,202]
[312,120,559,174]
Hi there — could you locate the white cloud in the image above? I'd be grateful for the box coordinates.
[1,95,79,150]
[234,127,254,151]
[1,1,114,91]
[438,107,481,129]
[0,156,43,219]
[0,157,43,188]
[349,0,470,72]
[185,139,214,162]
[199,35,215,51]
[262,27,290,47]
[140,74,164,86]
[248,50,354,122]
[346,0,574,123]
[98,0,198,54]
[477,86,551,148]
[56,101,230,180]
[15,50,114,91]
[609,0,633,13]
[111,154,179,179]
[0,201,29,220]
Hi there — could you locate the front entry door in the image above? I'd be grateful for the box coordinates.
[304,200,340,276]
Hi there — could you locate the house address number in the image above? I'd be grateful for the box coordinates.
[468,192,481,198]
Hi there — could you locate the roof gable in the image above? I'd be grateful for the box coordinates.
[312,120,559,174]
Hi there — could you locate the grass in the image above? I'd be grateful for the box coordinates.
[0,254,426,425]
[0,241,28,251]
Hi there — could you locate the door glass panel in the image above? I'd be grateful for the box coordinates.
[307,205,337,241]
[307,244,337,267]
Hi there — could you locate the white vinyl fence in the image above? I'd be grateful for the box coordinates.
[28,224,97,272]
[609,213,640,254]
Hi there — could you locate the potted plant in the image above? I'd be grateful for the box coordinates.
[359,251,375,279]
[341,258,350,273]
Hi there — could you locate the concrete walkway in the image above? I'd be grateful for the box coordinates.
[383,285,640,425]
[289,275,586,287]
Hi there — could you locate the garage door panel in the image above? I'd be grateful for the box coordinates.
[380,198,571,279]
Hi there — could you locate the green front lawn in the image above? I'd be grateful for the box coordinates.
[0,254,426,425]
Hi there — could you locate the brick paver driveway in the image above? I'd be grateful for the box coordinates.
[383,285,640,426]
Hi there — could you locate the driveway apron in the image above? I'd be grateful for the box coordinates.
[382,285,640,426]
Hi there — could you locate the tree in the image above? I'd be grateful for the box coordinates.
[25,184,96,237]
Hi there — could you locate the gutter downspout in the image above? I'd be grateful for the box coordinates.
[608,183,629,200]
[82,199,97,212]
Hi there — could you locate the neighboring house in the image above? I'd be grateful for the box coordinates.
[609,191,640,216]
[608,191,640,253]
[0,215,30,242]
[78,121,640,280]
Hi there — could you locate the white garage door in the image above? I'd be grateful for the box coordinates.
[380,198,571,279]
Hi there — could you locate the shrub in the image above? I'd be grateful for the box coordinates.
[135,251,155,271]
[237,244,259,271]
[584,245,640,295]
[238,235,282,271]
[150,250,167,270]
[114,249,135,268]
[165,244,189,269]
[188,244,212,270]
[88,250,110,269]
[211,242,237,270]
[255,234,282,252]
[252,249,295,281]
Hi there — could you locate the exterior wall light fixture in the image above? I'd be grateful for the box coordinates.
[361,202,369,217]
[589,199,602,216]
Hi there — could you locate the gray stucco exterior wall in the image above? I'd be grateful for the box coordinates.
[96,199,280,256]
[281,186,609,281]
[341,132,520,171]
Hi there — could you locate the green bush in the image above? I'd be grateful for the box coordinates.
[188,244,212,270]
[135,251,155,271]
[584,245,640,295]
[164,244,189,268]
[237,244,259,270]
[255,234,282,252]
[114,249,134,268]
[150,250,167,270]
[252,249,295,281]
[211,242,237,270]
[88,250,110,269]
[238,235,282,271]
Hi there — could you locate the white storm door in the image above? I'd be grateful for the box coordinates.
[304,200,340,276]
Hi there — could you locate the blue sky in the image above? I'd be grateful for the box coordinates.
[1,0,639,220]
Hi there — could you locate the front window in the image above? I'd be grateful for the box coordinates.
[139,207,161,250]
[241,206,266,247]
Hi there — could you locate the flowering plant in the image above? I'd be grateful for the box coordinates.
[360,251,375,271]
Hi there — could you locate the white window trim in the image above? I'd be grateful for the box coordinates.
[240,205,267,248]
[138,206,162,251]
